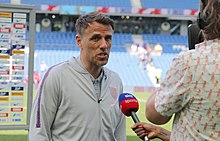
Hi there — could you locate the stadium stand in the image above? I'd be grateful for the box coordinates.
[0,0,198,88]
[0,0,10,3]
[28,32,132,51]
[32,50,152,87]
[107,52,152,86]
[142,34,188,53]
[153,53,176,78]
[29,30,187,87]
[140,0,199,10]
[1,0,199,9]
[19,0,132,7]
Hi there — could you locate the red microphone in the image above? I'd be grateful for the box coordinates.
[118,93,148,141]
[118,93,140,123]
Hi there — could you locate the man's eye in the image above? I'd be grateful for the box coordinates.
[105,37,112,42]
[91,36,100,42]
[93,37,99,42]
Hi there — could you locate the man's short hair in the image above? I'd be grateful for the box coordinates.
[75,12,115,36]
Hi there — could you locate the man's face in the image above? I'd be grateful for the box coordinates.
[76,22,113,70]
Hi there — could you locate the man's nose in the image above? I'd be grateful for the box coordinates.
[99,38,108,49]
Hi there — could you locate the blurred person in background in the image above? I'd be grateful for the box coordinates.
[25,71,40,91]
[132,0,220,140]
[29,12,126,141]
[39,60,48,77]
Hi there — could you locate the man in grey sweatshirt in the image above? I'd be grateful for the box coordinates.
[29,12,126,141]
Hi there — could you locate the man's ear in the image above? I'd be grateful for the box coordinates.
[76,35,82,48]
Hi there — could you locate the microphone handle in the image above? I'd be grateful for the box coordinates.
[130,111,149,141]
[131,111,140,123]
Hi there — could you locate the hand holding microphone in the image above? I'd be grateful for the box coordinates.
[118,93,149,141]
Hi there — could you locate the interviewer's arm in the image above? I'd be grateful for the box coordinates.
[155,126,171,141]
[146,53,189,124]
[145,93,171,125]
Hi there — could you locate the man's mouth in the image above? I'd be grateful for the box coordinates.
[97,52,108,59]
[98,52,108,56]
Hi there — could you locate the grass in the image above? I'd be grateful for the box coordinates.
[0,92,173,141]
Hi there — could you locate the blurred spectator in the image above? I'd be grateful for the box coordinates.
[25,71,41,90]
[40,61,48,77]
[64,20,70,32]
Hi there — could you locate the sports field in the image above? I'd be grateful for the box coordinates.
[0,92,173,141]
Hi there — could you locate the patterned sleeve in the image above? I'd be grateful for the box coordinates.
[154,52,191,117]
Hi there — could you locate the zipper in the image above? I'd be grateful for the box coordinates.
[93,79,102,140]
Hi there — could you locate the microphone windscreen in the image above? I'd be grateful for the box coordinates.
[118,93,139,116]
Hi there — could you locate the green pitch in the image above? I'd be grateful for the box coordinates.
[0,92,173,141]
